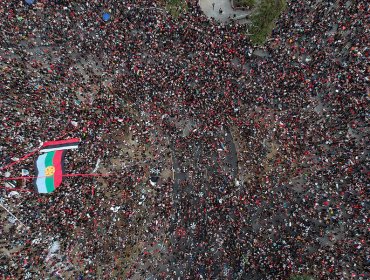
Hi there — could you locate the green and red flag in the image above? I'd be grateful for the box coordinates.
[34,138,80,194]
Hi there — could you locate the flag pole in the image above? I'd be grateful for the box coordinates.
[0,186,32,192]
[0,148,40,171]
[0,130,79,171]
[1,173,111,181]
[63,173,111,178]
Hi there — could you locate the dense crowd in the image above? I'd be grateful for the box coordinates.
[0,0,368,279]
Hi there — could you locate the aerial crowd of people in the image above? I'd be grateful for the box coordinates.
[0,0,368,279]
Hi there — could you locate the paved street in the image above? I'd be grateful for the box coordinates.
[199,0,251,23]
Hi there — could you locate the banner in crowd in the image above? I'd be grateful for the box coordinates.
[34,138,80,193]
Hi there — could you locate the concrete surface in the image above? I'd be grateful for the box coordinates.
[199,0,251,24]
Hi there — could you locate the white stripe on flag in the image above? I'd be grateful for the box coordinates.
[40,145,79,153]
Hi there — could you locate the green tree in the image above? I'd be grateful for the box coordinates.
[235,0,255,8]
[250,0,286,45]
[165,0,187,18]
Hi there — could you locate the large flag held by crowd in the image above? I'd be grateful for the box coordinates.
[34,138,80,194]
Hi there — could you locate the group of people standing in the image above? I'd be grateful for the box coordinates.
[0,0,368,279]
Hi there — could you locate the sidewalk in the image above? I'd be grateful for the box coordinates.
[199,0,251,23]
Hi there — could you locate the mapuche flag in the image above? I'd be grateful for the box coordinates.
[34,138,80,193]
